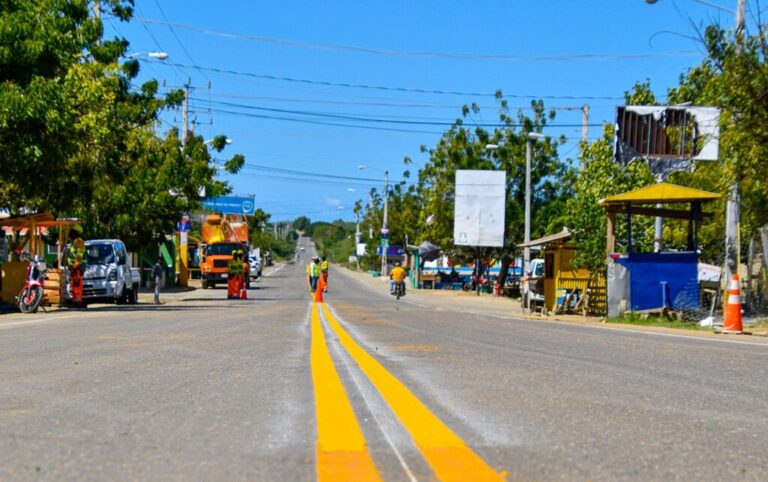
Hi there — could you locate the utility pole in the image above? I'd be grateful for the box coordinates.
[381,170,389,276]
[182,80,190,146]
[93,0,101,20]
[524,134,540,276]
[724,0,746,287]
[581,104,590,143]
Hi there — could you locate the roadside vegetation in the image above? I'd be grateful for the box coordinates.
[605,313,708,331]
[303,220,356,264]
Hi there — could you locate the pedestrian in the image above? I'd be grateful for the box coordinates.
[67,225,87,309]
[321,256,329,293]
[307,256,320,293]
[152,257,163,304]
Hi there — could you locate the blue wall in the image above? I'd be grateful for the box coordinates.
[617,252,699,311]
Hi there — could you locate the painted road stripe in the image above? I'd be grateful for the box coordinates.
[320,303,504,482]
[310,303,381,482]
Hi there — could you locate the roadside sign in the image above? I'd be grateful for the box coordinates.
[202,196,256,215]
[377,245,405,256]
[380,238,389,249]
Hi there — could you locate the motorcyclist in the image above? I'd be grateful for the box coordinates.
[389,262,407,296]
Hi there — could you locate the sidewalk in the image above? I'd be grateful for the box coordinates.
[339,268,768,344]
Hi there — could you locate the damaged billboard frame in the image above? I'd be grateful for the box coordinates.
[614,106,720,176]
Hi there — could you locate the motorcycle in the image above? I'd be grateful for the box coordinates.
[16,251,47,313]
[390,279,406,300]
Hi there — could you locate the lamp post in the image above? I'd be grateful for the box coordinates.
[359,165,389,275]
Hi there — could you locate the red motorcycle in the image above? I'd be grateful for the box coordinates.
[15,251,47,313]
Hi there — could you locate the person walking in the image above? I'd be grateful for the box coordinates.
[320,256,329,293]
[307,256,321,293]
[152,257,164,304]
[67,225,87,308]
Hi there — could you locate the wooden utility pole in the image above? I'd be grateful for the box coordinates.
[182,80,190,146]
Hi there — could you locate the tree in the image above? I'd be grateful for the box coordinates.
[0,0,244,252]
[415,96,574,285]
[565,125,654,278]
[292,216,311,233]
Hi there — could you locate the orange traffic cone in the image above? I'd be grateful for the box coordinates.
[314,276,325,303]
[723,274,743,334]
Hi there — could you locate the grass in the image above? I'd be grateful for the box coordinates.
[605,313,708,331]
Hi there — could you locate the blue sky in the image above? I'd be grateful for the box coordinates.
[105,0,753,222]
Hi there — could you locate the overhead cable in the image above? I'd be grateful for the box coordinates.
[137,17,699,63]
[144,59,626,100]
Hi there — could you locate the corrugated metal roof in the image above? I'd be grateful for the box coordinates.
[518,229,572,248]
[599,182,720,206]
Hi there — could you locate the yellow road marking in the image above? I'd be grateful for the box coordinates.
[321,303,504,482]
[310,303,381,482]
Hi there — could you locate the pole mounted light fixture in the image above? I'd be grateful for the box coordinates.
[126,51,169,60]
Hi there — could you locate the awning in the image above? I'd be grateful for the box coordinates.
[518,229,572,248]
[599,182,720,206]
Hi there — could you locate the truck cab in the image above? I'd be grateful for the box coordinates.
[64,239,141,305]
[200,242,249,289]
[521,258,545,309]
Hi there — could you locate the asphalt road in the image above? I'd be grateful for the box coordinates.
[2,237,767,481]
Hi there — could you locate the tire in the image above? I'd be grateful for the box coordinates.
[202,280,209,289]
[129,285,138,304]
[19,286,43,313]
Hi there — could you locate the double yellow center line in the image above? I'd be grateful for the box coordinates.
[310,302,504,481]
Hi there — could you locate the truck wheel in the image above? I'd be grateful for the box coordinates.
[202,280,209,289]
[129,285,138,304]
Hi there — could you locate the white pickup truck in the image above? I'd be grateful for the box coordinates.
[520,258,545,309]
[64,239,142,306]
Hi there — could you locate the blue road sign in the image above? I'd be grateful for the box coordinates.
[202,196,256,215]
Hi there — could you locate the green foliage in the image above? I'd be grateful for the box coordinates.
[247,209,296,260]
[292,216,311,232]
[565,125,653,275]
[0,0,244,252]
[310,220,355,263]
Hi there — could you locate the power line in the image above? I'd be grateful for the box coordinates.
[151,0,210,82]
[137,17,700,63]
[189,102,603,129]
[144,59,626,100]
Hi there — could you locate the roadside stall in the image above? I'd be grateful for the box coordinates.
[519,229,605,315]
[0,213,79,308]
[600,182,720,317]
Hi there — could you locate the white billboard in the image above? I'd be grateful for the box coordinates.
[454,170,506,247]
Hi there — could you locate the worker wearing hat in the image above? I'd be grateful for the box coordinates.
[67,224,87,308]
[227,249,243,299]
[306,256,321,293]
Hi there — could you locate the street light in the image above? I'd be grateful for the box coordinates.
[203,137,233,146]
[359,164,390,275]
[126,51,169,60]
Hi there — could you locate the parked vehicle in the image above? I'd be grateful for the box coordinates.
[248,248,262,280]
[200,215,249,289]
[521,258,545,309]
[16,251,47,313]
[63,240,141,305]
